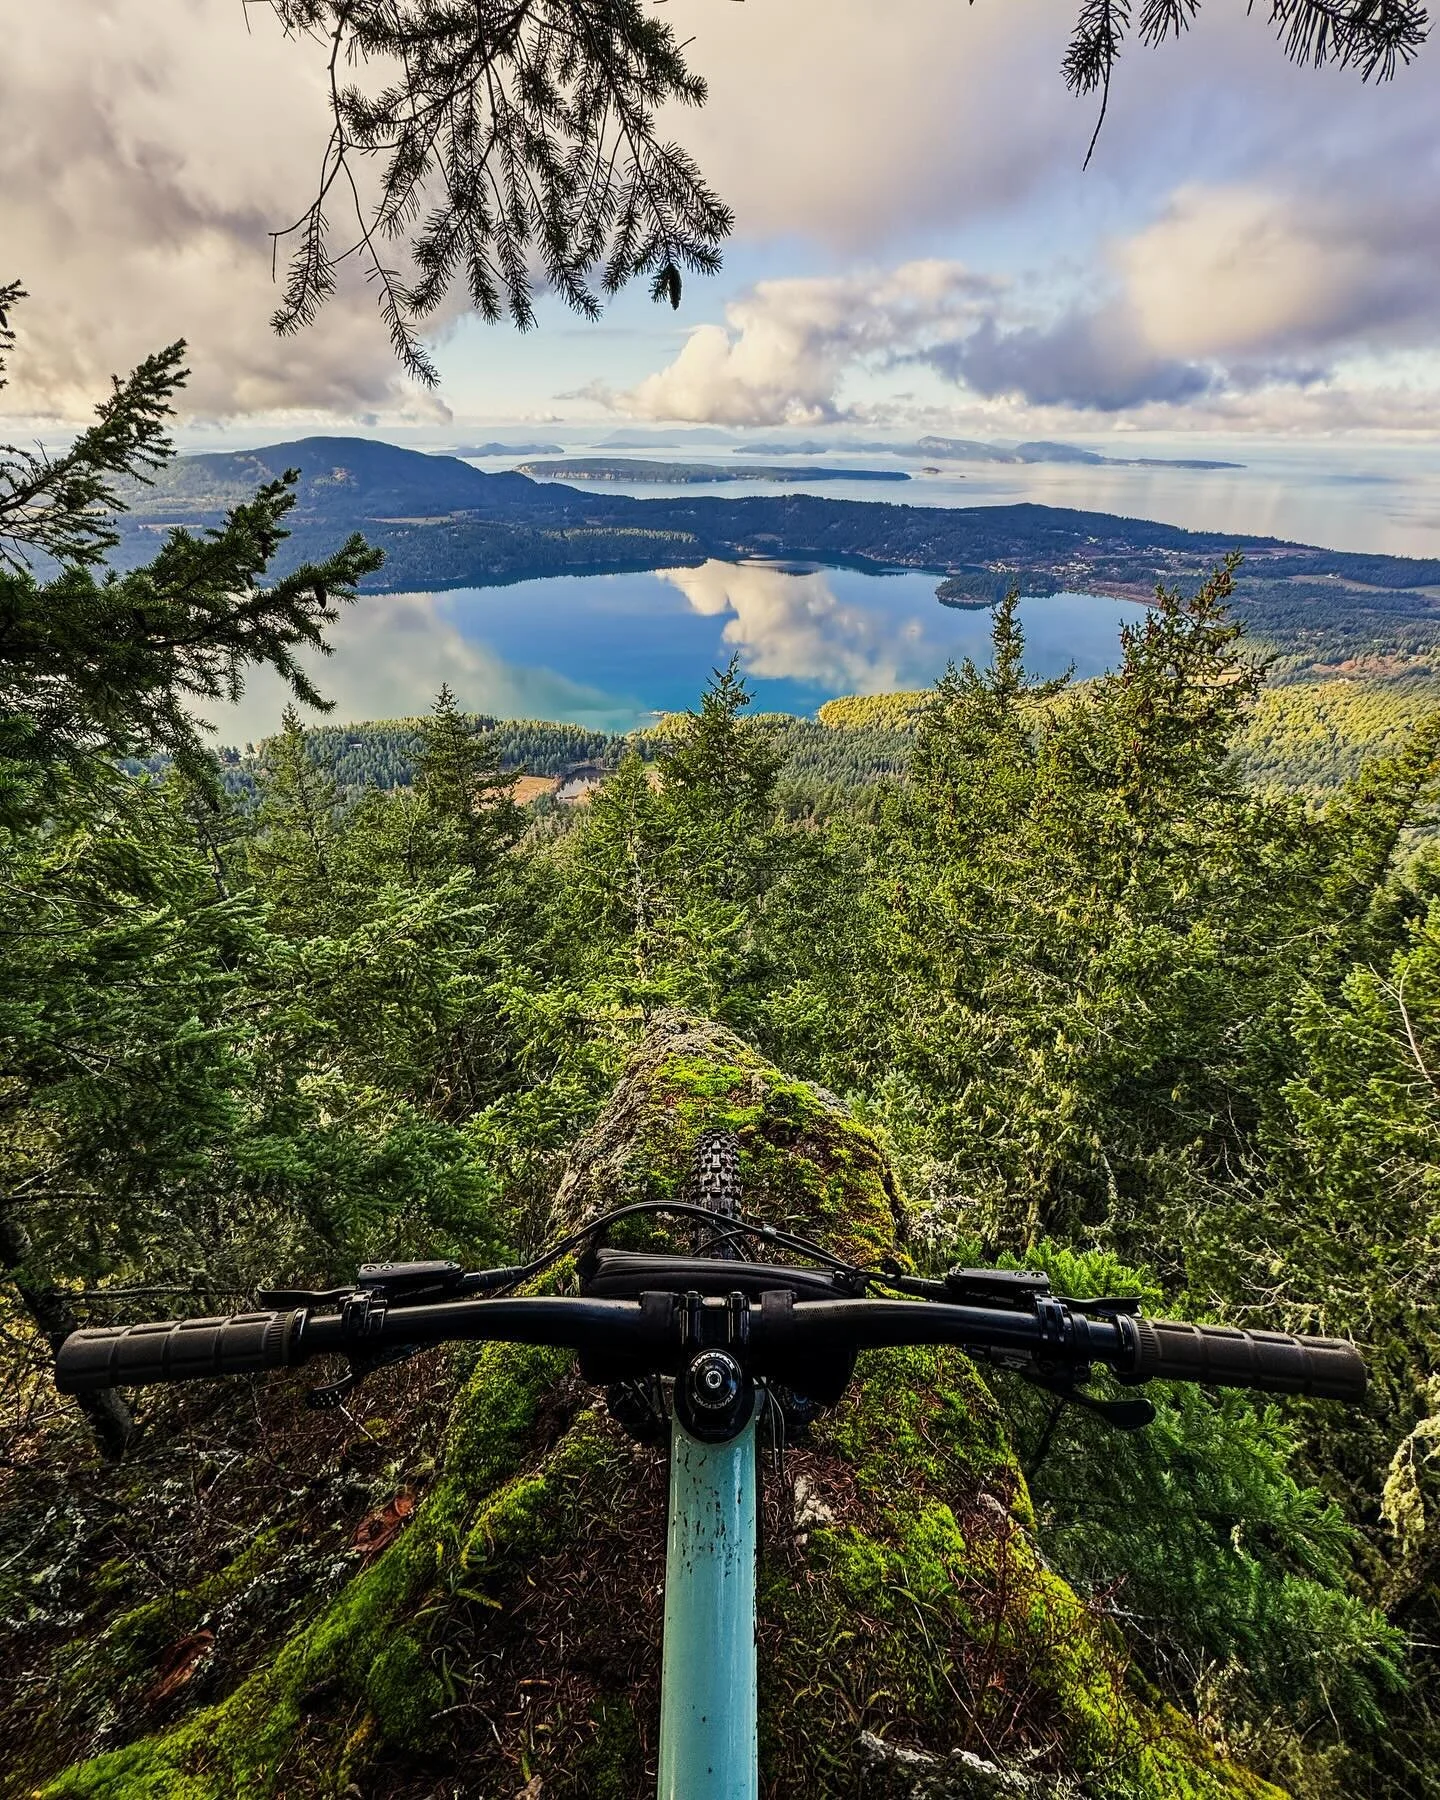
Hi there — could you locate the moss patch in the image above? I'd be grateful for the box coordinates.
[760,1346,1285,1798]
[41,1342,572,1798]
[551,1011,906,1266]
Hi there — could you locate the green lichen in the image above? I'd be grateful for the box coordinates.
[551,1015,905,1267]
[459,1410,617,1576]
[816,1344,1017,1494]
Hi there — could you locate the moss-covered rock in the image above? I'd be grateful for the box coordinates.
[41,1012,1285,1799]
[547,1011,905,1265]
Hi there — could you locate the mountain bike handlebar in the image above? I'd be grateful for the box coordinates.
[54,1289,1366,1403]
[48,1173,1368,1800]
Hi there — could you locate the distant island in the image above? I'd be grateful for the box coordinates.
[936,572,1004,608]
[455,441,565,457]
[515,457,910,485]
[744,438,908,457]
[915,437,1244,471]
[935,567,1065,608]
[581,434,1244,471]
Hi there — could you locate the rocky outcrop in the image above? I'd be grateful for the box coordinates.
[857,1730,1081,1798]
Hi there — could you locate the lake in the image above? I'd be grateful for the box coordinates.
[197,560,1149,744]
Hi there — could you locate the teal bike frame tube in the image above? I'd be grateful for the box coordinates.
[656,1405,759,1800]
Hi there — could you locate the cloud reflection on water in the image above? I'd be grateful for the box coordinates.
[189,589,641,745]
[188,563,1143,745]
[660,559,937,695]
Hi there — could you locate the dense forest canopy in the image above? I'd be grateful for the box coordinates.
[3,295,1440,1797]
[186,656,1440,815]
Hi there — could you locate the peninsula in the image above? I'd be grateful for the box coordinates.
[514,457,910,485]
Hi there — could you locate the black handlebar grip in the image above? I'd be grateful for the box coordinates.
[1132,1317,1366,1401]
[55,1311,304,1393]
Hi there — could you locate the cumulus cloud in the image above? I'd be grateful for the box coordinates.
[627,153,1440,426]
[937,176,1440,413]
[619,253,1228,422]
[659,0,1079,248]
[625,262,996,425]
[0,3,445,426]
[930,311,1217,412]
[1121,183,1440,361]
[9,0,1440,440]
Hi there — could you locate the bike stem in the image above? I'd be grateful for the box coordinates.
[656,1401,760,1800]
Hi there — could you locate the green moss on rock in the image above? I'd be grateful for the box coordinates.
[363,1636,444,1750]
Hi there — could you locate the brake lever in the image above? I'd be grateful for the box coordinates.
[259,1261,524,1314]
[307,1344,420,1410]
[258,1284,353,1310]
[1021,1370,1156,1431]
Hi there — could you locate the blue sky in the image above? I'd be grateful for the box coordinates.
[4,0,1440,453]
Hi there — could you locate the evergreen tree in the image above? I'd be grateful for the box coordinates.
[1,777,262,1455]
[655,656,785,908]
[839,566,1324,1247]
[0,290,382,828]
[556,661,796,1021]
[565,747,672,991]
[414,684,523,880]
[0,292,379,1452]
[245,706,342,932]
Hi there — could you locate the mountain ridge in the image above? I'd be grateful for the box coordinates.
[111,437,1440,622]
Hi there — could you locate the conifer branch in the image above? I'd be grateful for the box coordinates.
[1065,0,1426,163]
[257,0,733,382]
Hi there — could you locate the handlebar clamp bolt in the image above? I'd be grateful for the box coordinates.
[675,1350,753,1443]
[689,1351,741,1412]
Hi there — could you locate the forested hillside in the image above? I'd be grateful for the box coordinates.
[5,348,1440,1800]
[208,660,1440,816]
[810,671,1440,798]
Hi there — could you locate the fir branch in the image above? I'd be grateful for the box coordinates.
[257,0,733,381]
[1065,0,1426,162]
[0,289,189,575]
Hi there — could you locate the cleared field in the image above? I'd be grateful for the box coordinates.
[511,774,561,804]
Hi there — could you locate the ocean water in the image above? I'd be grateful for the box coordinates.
[199,560,1148,744]
[472,439,1440,560]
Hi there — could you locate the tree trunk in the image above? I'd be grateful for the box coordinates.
[28,1016,1288,1800]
